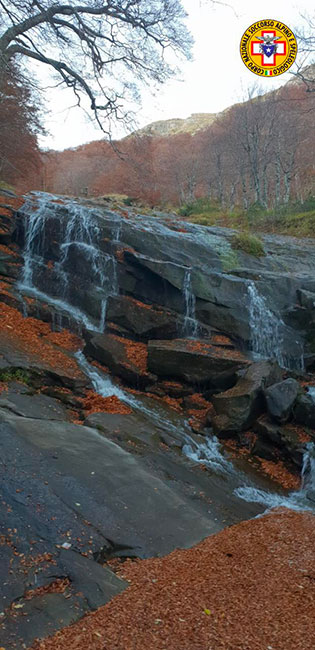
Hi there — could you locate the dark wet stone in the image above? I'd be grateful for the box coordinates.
[294,394,315,429]
[264,378,301,423]
[212,361,283,435]
[58,549,127,610]
[0,391,70,420]
[106,295,181,340]
[84,331,156,388]
[147,338,248,386]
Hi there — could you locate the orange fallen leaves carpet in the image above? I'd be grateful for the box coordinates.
[31,509,315,650]
[0,304,83,378]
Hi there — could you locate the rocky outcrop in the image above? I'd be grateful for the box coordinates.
[147,338,248,387]
[212,361,283,435]
[254,416,306,467]
[9,192,315,365]
[84,332,156,388]
[106,295,183,340]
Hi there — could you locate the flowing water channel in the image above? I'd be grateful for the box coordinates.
[17,193,315,515]
[18,193,120,331]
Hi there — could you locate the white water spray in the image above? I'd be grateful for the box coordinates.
[19,194,120,332]
[247,281,304,370]
[182,268,198,337]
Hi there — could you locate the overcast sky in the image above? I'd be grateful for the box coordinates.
[39,0,314,151]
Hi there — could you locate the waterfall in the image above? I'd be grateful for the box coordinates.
[247,281,285,366]
[18,194,120,332]
[234,443,315,512]
[247,280,304,370]
[182,268,198,337]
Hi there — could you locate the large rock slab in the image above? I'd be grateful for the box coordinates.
[0,389,70,420]
[147,338,248,387]
[58,549,126,610]
[0,409,220,557]
[84,411,184,450]
[84,332,156,388]
[212,361,283,435]
[106,295,182,340]
[0,334,87,392]
[264,378,301,423]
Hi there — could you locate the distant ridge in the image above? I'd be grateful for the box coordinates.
[130,112,219,138]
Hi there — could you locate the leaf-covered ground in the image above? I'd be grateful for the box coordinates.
[31,509,315,650]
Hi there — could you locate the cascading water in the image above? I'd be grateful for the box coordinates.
[247,281,285,366]
[76,352,315,513]
[247,281,304,370]
[235,443,315,512]
[18,193,120,332]
[182,268,198,337]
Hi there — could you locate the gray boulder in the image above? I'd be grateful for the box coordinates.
[147,338,248,386]
[212,360,283,435]
[84,332,156,388]
[294,394,315,429]
[106,294,182,340]
[254,416,304,467]
[264,378,300,423]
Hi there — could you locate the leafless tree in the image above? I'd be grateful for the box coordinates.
[0,1,192,132]
[292,12,315,93]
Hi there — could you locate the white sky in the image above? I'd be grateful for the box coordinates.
[39,0,314,151]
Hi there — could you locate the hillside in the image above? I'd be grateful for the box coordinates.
[131,112,219,137]
[19,70,315,221]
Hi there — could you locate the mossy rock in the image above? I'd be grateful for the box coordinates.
[231,232,265,257]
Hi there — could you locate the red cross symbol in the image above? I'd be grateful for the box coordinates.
[251,30,286,66]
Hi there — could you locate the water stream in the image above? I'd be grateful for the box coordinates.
[247,281,304,371]
[18,194,120,332]
[182,268,199,338]
[76,352,315,513]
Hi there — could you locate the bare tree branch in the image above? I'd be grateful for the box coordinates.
[0,1,192,133]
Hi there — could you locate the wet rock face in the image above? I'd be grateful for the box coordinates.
[294,394,315,429]
[84,332,156,389]
[106,295,182,340]
[264,378,301,423]
[10,192,315,365]
[254,416,305,467]
[147,338,248,387]
[212,361,283,435]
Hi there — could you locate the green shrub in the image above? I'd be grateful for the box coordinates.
[123,196,137,206]
[178,198,222,217]
[0,368,31,384]
[231,232,265,257]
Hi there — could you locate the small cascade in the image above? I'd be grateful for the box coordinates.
[77,355,315,514]
[77,352,207,446]
[182,268,198,338]
[247,280,304,370]
[247,281,285,366]
[182,436,234,475]
[235,443,315,512]
[301,443,315,496]
[18,194,120,332]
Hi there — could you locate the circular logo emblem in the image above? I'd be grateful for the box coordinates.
[240,19,297,77]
